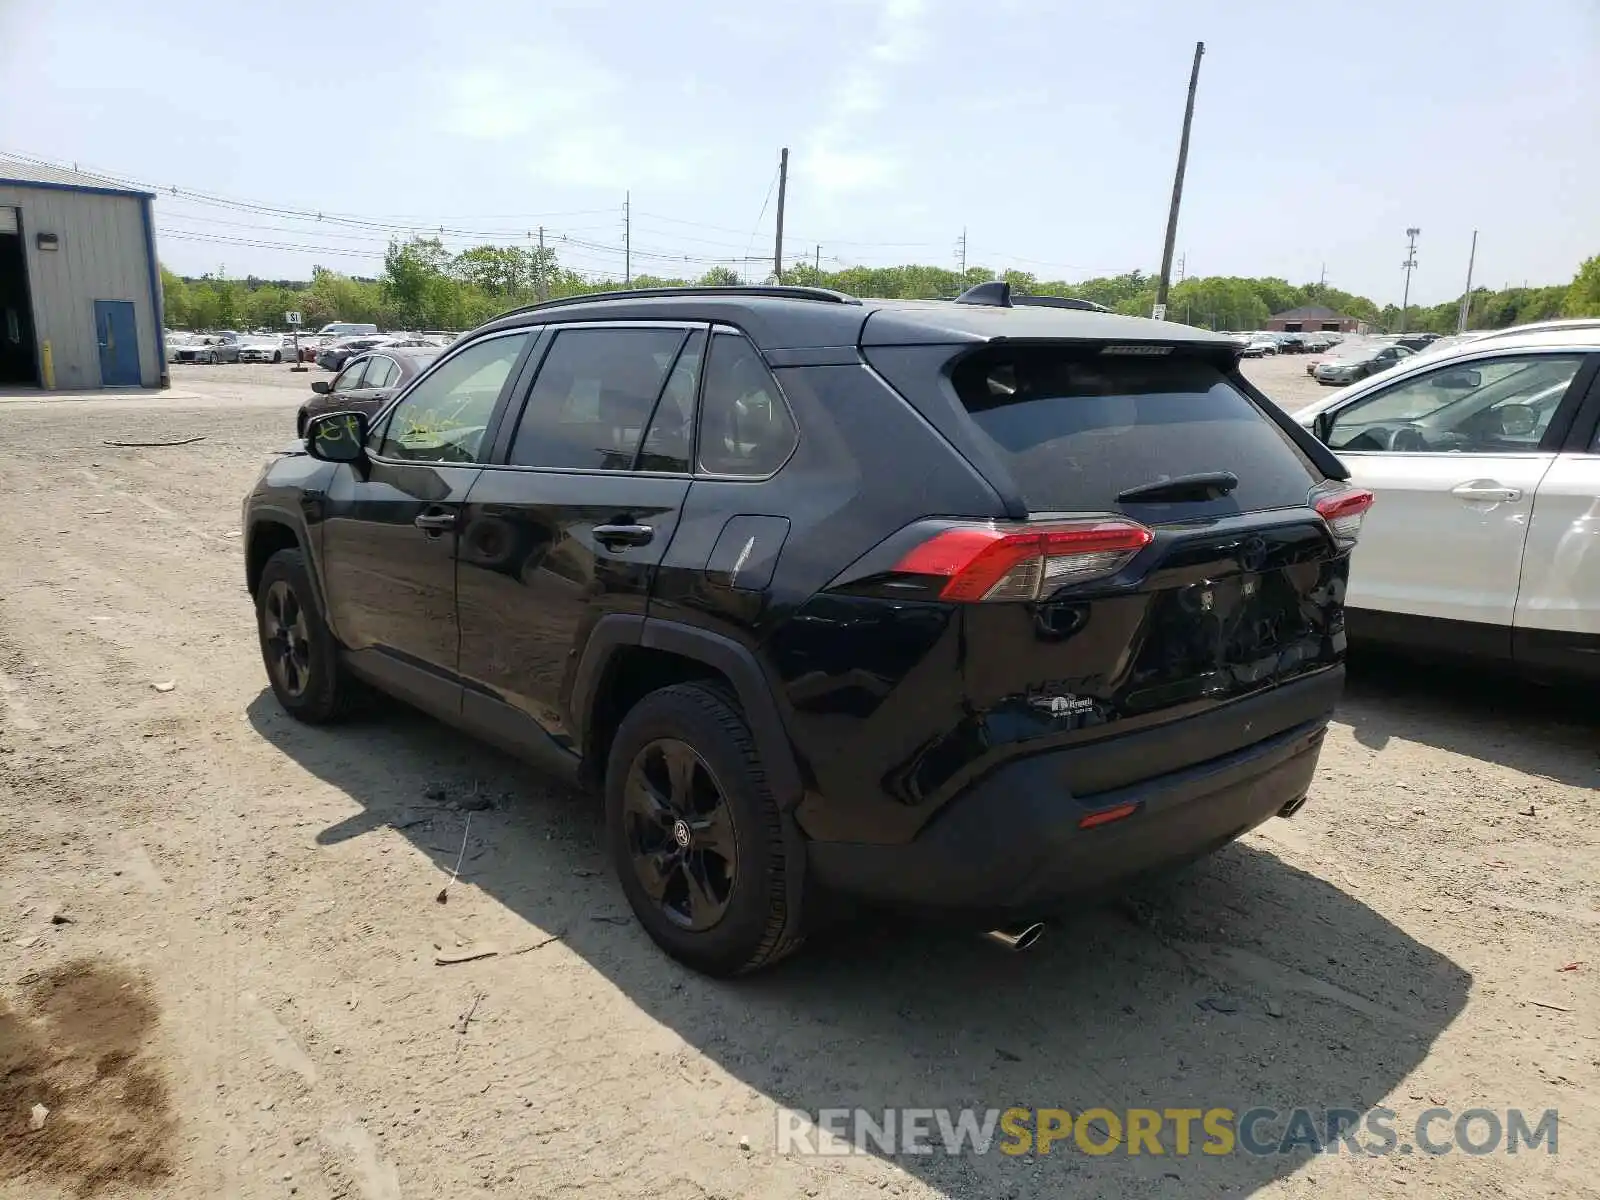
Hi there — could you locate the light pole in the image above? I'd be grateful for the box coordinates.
[1400,227,1420,332]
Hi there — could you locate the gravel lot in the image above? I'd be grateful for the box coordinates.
[0,366,1594,1199]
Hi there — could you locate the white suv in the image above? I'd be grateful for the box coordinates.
[1293,324,1600,678]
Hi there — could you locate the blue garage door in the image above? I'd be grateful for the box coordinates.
[95,299,140,386]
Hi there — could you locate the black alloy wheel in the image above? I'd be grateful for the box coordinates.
[621,738,739,931]
[261,579,312,700]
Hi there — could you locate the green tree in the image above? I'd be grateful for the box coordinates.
[698,266,742,286]
[1564,254,1600,317]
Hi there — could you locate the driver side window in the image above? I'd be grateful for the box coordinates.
[332,358,368,392]
[375,333,531,464]
[1326,355,1583,454]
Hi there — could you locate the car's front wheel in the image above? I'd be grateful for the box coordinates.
[256,547,350,723]
[273,350,283,363]
[606,683,806,976]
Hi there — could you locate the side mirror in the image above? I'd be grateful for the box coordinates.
[1432,370,1481,390]
[1496,403,1538,437]
[305,410,368,463]
[310,380,331,394]
[1313,411,1335,443]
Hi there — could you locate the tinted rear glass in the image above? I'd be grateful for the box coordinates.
[950,347,1318,515]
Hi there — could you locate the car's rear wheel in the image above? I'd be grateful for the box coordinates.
[256,547,349,723]
[273,350,283,363]
[605,683,806,976]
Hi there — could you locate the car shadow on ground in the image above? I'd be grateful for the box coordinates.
[1340,657,1598,788]
[249,692,1469,1198]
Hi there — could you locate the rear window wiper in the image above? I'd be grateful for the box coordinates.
[1117,471,1240,504]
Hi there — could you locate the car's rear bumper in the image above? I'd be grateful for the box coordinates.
[807,668,1341,920]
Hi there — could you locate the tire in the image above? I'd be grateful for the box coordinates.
[605,682,806,976]
[255,547,350,723]
[205,351,216,365]
[273,351,283,363]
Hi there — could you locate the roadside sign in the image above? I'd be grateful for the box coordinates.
[285,311,302,325]
[1150,304,1167,321]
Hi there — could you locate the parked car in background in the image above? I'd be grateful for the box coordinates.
[237,335,294,363]
[1241,334,1278,357]
[172,332,242,364]
[1277,334,1309,354]
[247,282,1366,975]
[295,347,442,437]
[316,336,393,371]
[1394,332,1441,352]
[315,322,379,338]
[1312,343,1414,385]
[1293,323,1600,678]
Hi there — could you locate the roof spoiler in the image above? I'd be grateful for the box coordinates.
[955,281,1112,313]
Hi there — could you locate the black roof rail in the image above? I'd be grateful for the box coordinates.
[499,284,862,319]
[1012,294,1113,314]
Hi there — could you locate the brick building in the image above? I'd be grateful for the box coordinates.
[1265,304,1367,334]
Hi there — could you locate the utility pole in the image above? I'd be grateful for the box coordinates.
[773,147,789,284]
[537,226,548,301]
[815,244,821,273]
[1176,252,1186,284]
[957,227,968,276]
[1457,230,1478,333]
[1155,41,1205,320]
[623,192,631,286]
[1399,227,1420,333]
[1318,263,1326,296]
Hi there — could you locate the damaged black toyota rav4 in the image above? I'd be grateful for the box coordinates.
[243,283,1370,976]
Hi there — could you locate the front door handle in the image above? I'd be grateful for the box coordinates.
[1451,481,1522,503]
[414,508,459,534]
[593,523,654,548]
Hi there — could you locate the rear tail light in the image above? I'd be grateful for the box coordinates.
[892,518,1153,602]
[1311,482,1375,548]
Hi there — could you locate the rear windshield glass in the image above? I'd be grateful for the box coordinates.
[950,347,1318,515]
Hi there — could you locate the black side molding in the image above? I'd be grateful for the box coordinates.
[567,613,648,757]
[641,621,805,809]
[566,615,806,810]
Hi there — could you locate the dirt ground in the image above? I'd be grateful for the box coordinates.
[0,363,1595,1199]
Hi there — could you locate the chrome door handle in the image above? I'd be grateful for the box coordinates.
[592,523,654,547]
[414,509,459,533]
[1451,482,1521,503]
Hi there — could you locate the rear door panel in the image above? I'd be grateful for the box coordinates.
[455,470,691,747]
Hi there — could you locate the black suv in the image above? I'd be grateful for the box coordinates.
[244,284,1371,976]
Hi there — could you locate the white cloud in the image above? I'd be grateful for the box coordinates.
[433,46,699,190]
[802,0,929,198]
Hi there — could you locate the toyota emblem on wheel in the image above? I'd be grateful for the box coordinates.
[672,819,692,848]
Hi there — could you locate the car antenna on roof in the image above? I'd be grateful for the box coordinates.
[955,281,1013,307]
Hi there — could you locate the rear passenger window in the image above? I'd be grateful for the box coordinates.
[698,332,797,476]
[949,347,1317,514]
[509,327,685,471]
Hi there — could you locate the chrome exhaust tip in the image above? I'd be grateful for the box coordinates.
[982,922,1046,952]
[1277,793,1308,819]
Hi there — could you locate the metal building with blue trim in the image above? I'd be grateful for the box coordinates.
[0,157,166,390]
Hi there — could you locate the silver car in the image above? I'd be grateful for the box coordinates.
[237,335,294,363]
[172,332,242,364]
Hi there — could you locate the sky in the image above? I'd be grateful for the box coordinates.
[2,0,1596,306]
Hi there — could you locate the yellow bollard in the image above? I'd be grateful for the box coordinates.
[41,340,55,390]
